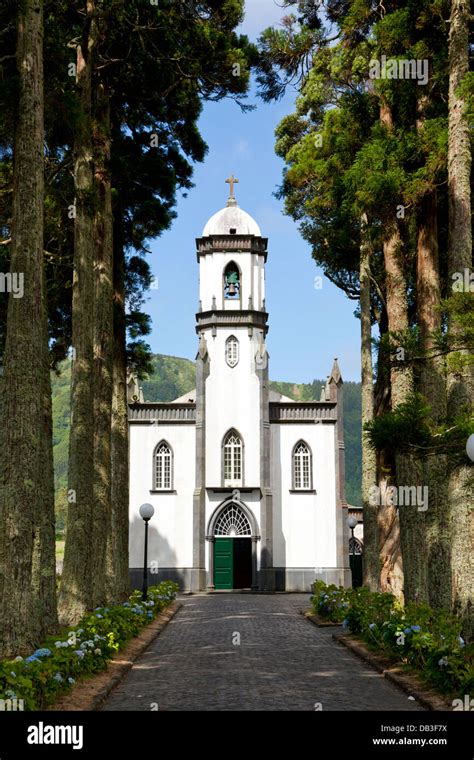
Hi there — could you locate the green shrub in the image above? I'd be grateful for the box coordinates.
[310,580,351,622]
[0,581,178,711]
[310,580,473,697]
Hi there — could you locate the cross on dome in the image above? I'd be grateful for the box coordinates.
[201,175,261,236]
[225,174,239,206]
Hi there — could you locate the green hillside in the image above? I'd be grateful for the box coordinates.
[52,354,362,527]
[141,354,196,401]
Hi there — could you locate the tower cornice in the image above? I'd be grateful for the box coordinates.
[195,309,269,335]
[196,235,268,261]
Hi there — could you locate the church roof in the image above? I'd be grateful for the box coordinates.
[202,176,261,237]
[171,388,293,403]
[202,202,261,237]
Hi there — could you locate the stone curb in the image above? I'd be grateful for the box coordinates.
[49,600,182,712]
[303,610,343,628]
[332,633,453,712]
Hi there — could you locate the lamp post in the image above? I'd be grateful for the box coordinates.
[139,503,155,601]
[347,515,358,553]
[347,515,358,589]
[466,434,474,463]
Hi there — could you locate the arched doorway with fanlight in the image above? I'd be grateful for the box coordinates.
[206,500,260,591]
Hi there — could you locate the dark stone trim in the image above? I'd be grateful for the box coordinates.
[289,489,317,494]
[251,537,258,591]
[258,344,275,592]
[149,490,177,494]
[329,371,350,582]
[269,401,336,423]
[270,419,336,425]
[192,343,210,592]
[130,402,196,408]
[195,235,268,261]
[271,401,336,408]
[207,537,215,590]
[129,567,194,591]
[130,420,196,425]
[128,566,352,594]
[274,567,351,592]
[207,487,262,496]
[195,310,269,335]
[129,403,196,423]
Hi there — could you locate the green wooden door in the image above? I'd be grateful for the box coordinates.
[214,538,233,589]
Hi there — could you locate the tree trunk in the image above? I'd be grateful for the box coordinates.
[106,205,130,603]
[58,2,98,624]
[416,187,451,612]
[91,82,114,608]
[0,0,53,655]
[383,223,413,405]
[32,264,58,635]
[379,98,417,602]
[374,313,404,599]
[377,450,404,598]
[446,0,473,638]
[359,214,378,590]
[416,92,445,418]
[377,229,405,600]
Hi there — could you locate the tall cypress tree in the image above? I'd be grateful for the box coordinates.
[0,0,57,655]
[446,0,473,637]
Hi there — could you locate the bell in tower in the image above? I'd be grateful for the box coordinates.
[224,262,240,299]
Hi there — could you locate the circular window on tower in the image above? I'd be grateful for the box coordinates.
[225,335,239,368]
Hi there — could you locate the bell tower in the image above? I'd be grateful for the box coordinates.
[191,178,275,592]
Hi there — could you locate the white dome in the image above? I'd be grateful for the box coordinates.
[202,203,261,237]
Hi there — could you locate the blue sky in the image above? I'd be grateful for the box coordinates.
[145,0,361,383]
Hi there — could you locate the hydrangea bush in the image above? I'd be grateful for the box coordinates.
[0,581,178,710]
[311,580,473,697]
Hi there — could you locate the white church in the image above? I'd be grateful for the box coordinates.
[127,178,351,592]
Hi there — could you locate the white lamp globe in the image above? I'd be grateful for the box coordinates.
[139,503,155,521]
[347,515,358,530]
[466,434,474,463]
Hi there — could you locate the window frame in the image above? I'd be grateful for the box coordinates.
[222,429,244,487]
[291,440,313,491]
[152,440,174,491]
[225,335,239,368]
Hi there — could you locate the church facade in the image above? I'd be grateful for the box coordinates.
[128,182,351,592]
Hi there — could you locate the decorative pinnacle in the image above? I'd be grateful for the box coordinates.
[329,357,342,385]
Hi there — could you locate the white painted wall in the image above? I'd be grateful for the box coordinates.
[271,423,338,569]
[199,250,265,311]
[129,423,195,569]
[203,325,264,488]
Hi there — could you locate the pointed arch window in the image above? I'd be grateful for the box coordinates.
[223,430,243,485]
[154,441,173,490]
[214,504,252,537]
[225,335,239,368]
[292,441,312,490]
[223,262,241,300]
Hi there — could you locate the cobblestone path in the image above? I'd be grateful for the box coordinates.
[102,594,424,711]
